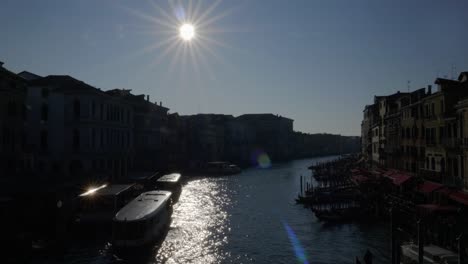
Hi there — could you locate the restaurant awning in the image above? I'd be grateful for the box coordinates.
[449,191,468,206]
[417,204,458,213]
[417,181,445,194]
[385,172,412,186]
[351,175,369,184]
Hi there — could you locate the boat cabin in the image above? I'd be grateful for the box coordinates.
[401,244,458,264]
[156,173,182,190]
[112,190,172,247]
[77,184,135,224]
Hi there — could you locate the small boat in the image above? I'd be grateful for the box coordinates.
[400,243,458,264]
[156,173,182,202]
[204,161,241,175]
[112,190,172,247]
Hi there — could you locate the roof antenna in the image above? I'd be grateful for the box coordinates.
[407,80,411,93]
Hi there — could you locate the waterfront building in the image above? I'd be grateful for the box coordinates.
[106,89,170,171]
[26,75,134,183]
[372,92,409,167]
[225,118,255,165]
[399,88,428,173]
[361,104,378,162]
[0,62,27,177]
[420,78,468,185]
[455,72,468,191]
[236,114,294,162]
[184,114,233,166]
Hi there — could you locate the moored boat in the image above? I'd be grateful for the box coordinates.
[400,243,458,264]
[204,161,241,175]
[112,190,172,247]
[156,173,182,202]
[76,184,135,225]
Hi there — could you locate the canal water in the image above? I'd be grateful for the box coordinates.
[45,156,391,264]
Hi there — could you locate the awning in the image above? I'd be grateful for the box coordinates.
[385,172,412,186]
[351,175,369,184]
[449,191,468,206]
[417,181,445,194]
[417,204,458,213]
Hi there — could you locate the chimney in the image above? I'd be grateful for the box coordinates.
[427,85,432,95]
[0,61,4,67]
[160,101,162,106]
[146,95,149,101]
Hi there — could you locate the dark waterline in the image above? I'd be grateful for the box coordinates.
[41,156,390,264]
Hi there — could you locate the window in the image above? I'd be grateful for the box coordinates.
[440,100,444,113]
[7,101,17,117]
[41,103,48,121]
[92,101,96,118]
[73,129,80,150]
[73,99,80,120]
[431,103,435,116]
[431,157,435,170]
[41,88,49,98]
[40,130,48,150]
[92,128,96,149]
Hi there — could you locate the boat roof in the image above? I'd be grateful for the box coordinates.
[80,184,134,197]
[114,190,171,222]
[207,161,229,164]
[157,173,181,183]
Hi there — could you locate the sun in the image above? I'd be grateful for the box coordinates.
[180,23,195,41]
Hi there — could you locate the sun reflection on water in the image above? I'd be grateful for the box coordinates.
[156,178,232,263]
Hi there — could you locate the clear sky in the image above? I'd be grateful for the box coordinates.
[2,0,468,136]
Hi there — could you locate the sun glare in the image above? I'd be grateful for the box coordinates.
[180,23,195,41]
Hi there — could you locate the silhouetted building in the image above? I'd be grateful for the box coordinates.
[184,114,233,166]
[26,75,134,183]
[237,114,293,161]
[106,89,169,171]
[0,62,27,177]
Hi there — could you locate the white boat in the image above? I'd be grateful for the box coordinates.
[156,173,182,191]
[156,173,182,202]
[112,190,172,247]
[400,243,458,264]
[205,161,241,175]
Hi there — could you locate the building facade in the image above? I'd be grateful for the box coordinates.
[26,75,134,183]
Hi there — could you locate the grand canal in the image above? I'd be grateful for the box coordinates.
[46,156,391,264]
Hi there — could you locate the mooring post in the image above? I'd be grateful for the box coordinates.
[458,233,463,264]
[418,219,424,264]
[390,207,396,264]
[300,175,303,196]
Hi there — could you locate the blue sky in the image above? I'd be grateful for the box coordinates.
[2,0,468,136]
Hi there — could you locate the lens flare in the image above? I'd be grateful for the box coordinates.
[251,149,272,168]
[283,221,310,264]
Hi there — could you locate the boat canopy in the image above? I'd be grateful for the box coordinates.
[157,173,181,183]
[79,184,134,197]
[114,190,171,222]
